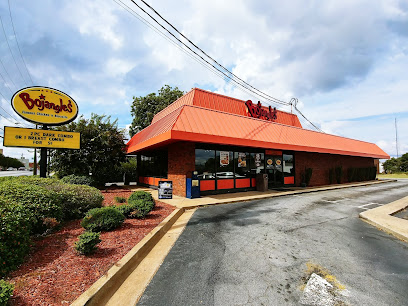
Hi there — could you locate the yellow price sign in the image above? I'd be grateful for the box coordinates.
[3,126,80,149]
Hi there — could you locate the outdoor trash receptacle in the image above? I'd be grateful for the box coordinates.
[256,173,268,192]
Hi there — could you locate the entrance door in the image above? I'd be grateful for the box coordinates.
[265,154,283,188]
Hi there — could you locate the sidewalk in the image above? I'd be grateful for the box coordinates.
[128,179,394,209]
[360,195,408,242]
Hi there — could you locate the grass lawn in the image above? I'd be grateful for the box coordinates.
[377,173,408,179]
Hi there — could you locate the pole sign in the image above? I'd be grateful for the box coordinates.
[11,86,78,126]
[3,126,80,149]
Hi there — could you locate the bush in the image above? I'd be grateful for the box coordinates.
[75,231,101,255]
[115,204,134,218]
[128,191,154,205]
[81,207,125,232]
[0,198,31,277]
[46,183,103,220]
[61,174,94,186]
[0,181,63,234]
[3,176,103,220]
[114,196,127,204]
[347,168,355,182]
[127,191,155,218]
[0,280,14,305]
[329,168,334,184]
[335,166,343,184]
[305,168,313,186]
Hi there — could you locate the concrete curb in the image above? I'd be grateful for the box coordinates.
[71,207,186,306]
[359,196,408,243]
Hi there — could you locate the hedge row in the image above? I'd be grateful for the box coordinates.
[0,176,103,277]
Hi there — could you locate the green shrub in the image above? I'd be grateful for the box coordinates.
[127,194,155,219]
[347,168,355,182]
[335,166,343,184]
[128,191,154,204]
[115,204,134,218]
[0,198,31,277]
[0,181,63,234]
[81,207,125,232]
[61,174,94,186]
[305,168,313,186]
[329,168,334,184]
[2,176,103,220]
[0,279,14,305]
[46,183,103,220]
[114,196,127,204]
[75,231,101,255]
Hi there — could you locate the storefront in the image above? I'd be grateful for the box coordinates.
[127,88,389,197]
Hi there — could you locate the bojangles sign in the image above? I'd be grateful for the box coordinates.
[11,86,78,126]
[245,100,277,121]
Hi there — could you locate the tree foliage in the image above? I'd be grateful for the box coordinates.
[383,157,401,173]
[129,85,184,136]
[50,114,126,186]
[0,154,24,169]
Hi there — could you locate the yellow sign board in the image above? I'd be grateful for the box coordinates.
[3,127,80,149]
[11,86,78,125]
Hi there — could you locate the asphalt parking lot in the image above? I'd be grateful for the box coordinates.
[138,180,408,306]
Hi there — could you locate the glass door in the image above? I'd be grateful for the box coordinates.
[265,154,283,188]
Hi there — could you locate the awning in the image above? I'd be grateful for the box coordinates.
[127,104,389,159]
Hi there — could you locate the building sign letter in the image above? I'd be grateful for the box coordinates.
[245,100,277,121]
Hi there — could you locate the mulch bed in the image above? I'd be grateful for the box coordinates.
[7,188,174,305]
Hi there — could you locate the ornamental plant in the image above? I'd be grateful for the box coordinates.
[61,174,94,186]
[127,191,156,218]
[0,198,31,277]
[75,231,101,255]
[0,280,14,305]
[114,196,127,204]
[81,207,125,232]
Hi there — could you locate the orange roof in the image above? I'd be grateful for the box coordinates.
[151,88,302,128]
[127,104,389,159]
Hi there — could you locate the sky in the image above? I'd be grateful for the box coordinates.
[0,0,407,162]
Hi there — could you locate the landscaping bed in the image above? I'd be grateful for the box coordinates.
[6,188,174,305]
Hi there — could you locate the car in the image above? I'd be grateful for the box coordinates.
[7,167,16,171]
[18,167,26,171]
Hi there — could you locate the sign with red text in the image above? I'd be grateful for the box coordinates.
[11,86,78,126]
[245,100,277,121]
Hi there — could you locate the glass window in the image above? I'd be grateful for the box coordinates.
[139,150,168,178]
[234,152,250,178]
[216,151,234,179]
[250,152,264,175]
[283,154,294,176]
[195,149,215,179]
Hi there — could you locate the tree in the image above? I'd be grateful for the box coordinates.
[383,157,400,173]
[49,114,126,186]
[0,154,24,169]
[129,85,184,136]
[400,153,408,172]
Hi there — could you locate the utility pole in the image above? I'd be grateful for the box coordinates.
[395,118,399,158]
[33,124,38,175]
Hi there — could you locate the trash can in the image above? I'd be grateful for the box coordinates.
[186,171,200,198]
[256,173,268,192]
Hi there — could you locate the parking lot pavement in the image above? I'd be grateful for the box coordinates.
[138,180,408,306]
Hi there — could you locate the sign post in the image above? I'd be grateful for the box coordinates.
[7,86,79,178]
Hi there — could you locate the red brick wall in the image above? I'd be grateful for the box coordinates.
[168,142,195,197]
[295,152,375,186]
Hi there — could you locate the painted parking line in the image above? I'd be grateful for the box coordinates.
[356,203,382,210]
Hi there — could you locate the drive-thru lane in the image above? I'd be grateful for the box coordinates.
[138,181,408,306]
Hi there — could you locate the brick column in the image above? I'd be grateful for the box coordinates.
[167,142,195,197]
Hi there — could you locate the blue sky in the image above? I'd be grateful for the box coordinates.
[0,0,407,161]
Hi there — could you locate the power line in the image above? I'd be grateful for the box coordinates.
[113,0,274,105]
[0,57,17,90]
[7,0,34,85]
[139,0,289,106]
[0,16,29,86]
[128,0,290,107]
[291,98,324,133]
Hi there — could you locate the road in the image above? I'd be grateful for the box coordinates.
[0,170,32,177]
[139,180,408,306]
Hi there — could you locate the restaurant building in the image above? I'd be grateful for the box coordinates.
[126,88,389,197]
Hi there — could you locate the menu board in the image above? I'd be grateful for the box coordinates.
[255,153,262,167]
[219,151,229,166]
[237,153,247,168]
[158,181,173,199]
